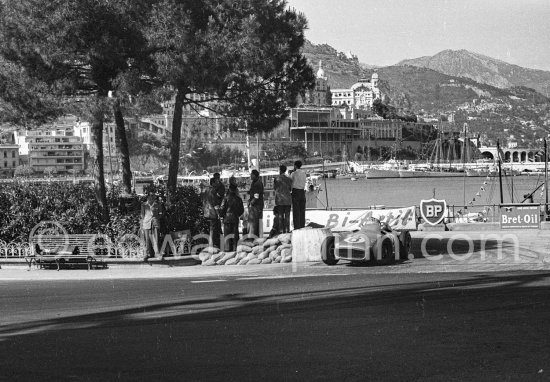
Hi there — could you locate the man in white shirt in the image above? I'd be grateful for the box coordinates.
[290,160,307,229]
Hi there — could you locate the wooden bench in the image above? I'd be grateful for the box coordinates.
[27,234,107,271]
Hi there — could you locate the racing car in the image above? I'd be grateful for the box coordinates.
[320,218,412,265]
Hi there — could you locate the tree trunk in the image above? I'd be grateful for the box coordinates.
[113,99,132,195]
[167,89,185,195]
[91,112,109,223]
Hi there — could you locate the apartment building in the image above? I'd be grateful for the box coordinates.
[0,144,19,177]
[14,123,85,174]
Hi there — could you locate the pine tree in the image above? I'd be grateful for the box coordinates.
[146,0,315,195]
[0,0,155,221]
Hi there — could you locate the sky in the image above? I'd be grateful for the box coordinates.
[285,0,550,71]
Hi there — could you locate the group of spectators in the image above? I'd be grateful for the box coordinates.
[140,160,312,257]
[202,160,310,251]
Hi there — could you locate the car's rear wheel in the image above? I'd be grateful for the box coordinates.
[378,239,394,265]
[321,236,338,265]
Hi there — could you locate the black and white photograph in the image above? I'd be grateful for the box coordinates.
[1,0,549,380]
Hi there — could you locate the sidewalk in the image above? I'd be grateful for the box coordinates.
[0,261,293,280]
[1,229,549,280]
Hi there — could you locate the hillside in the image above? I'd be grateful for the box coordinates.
[375,65,550,112]
[397,49,550,96]
[303,41,546,113]
[302,40,371,88]
[302,41,550,147]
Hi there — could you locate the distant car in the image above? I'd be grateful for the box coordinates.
[321,218,412,265]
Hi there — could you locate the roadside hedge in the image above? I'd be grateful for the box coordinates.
[0,181,207,243]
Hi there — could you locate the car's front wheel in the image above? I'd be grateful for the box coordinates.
[399,231,412,260]
[321,236,338,265]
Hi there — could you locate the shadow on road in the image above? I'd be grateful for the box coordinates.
[1,272,550,381]
[410,237,518,259]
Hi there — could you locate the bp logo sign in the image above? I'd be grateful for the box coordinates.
[420,199,447,225]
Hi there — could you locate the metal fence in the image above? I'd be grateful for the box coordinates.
[0,236,191,259]
[445,203,548,224]
[445,204,501,223]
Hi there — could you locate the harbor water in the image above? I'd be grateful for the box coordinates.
[315,174,548,210]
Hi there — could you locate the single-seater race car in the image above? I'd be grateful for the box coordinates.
[320,218,412,265]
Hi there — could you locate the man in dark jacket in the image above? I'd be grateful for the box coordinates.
[213,172,226,198]
[219,183,244,251]
[247,169,264,237]
[270,164,292,237]
[203,177,221,248]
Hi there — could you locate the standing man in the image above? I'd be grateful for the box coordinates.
[213,172,226,198]
[219,183,244,251]
[141,192,161,259]
[203,177,222,248]
[247,169,264,237]
[271,164,292,236]
[290,160,306,230]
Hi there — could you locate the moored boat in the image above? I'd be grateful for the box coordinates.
[466,166,497,177]
[365,168,402,179]
[398,168,464,178]
[364,159,406,179]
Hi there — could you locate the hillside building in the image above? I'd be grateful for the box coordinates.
[288,106,432,158]
[299,60,331,106]
[331,72,381,109]
[14,121,85,174]
[0,144,19,177]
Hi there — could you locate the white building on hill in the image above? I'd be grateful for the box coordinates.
[331,72,381,109]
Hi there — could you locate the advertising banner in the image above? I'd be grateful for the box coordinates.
[263,206,417,233]
[500,204,541,230]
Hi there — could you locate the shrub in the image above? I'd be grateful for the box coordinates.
[143,183,208,236]
[0,180,207,243]
[0,181,104,242]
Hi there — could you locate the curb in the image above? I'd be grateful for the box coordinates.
[0,256,201,270]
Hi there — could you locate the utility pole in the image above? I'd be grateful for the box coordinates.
[106,124,114,185]
[245,121,251,171]
[256,133,260,172]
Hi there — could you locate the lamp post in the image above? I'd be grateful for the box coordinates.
[321,156,329,210]
[256,133,260,171]
[238,121,251,170]
[263,151,271,169]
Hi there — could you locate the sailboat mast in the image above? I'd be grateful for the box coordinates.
[436,130,443,169]
[545,139,548,220]
[497,139,503,204]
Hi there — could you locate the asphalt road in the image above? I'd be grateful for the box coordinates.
[1,269,550,381]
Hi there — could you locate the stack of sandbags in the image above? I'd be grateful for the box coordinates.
[198,233,293,265]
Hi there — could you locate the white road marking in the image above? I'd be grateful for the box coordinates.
[191,279,227,283]
[234,274,350,280]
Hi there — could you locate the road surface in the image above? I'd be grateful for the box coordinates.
[1,266,549,381]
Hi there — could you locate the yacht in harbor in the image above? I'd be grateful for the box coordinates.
[363,159,405,179]
[398,165,464,178]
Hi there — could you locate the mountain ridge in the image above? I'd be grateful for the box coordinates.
[302,40,550,97]
[396,49,550,95]
[302,41,550,146]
